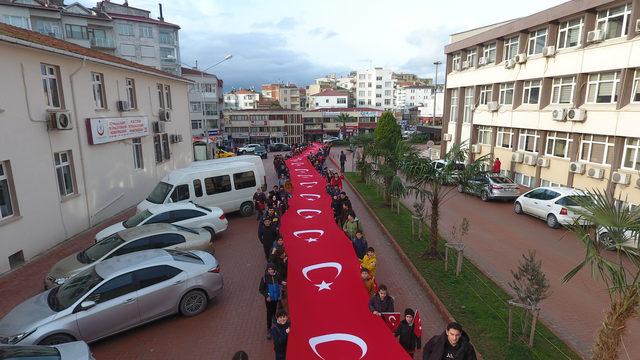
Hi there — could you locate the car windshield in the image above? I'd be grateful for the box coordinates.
[490,176,514,184]
[0,346,60,358]
[82,234,124,263]
[48,267,103,311]
[123,210,153,228]
[146,182,173,204]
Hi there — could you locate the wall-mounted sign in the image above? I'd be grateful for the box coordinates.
[86,116,150,145]
[358,111,381,117]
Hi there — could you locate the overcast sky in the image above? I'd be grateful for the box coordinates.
[84,0,568,90]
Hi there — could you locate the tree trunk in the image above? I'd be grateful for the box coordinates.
[425,188,440,259]
[592,289,639,360]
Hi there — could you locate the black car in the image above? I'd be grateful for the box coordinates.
[269,143,291,152]
[254,145,268,159]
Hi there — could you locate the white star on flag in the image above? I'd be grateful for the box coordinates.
[315,281,333,291]
[305,237,318,243]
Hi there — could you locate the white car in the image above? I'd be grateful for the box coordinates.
[514,186,591,228]
[597,227,639,252]
[96,203,227,242]
[322,136,340,144]
[237,143,262,154]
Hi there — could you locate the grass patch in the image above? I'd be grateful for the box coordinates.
[345,172,582,360]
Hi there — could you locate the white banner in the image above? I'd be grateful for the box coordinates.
[87,116,150,145]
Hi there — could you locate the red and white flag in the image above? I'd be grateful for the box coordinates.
[381,312,402,333]
[413,310,423,337]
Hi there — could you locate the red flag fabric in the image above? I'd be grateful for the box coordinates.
[413,310,423,338]
[381,312,402,333]
[283,144,410,359]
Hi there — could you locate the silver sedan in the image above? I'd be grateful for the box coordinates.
[0,249,223,345]
[0,341,94,359]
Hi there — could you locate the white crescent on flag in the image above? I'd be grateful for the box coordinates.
[302,262,343,291]
[299,181,318,188]
[297,209,322,219]
[296,174,315,179]
[294,168,310,173]
[308,333,368,359]
[299,193,321,201]
[292,229,324,243]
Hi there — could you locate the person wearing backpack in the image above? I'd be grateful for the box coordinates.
[259,263,285,339]
[343,212,362,239]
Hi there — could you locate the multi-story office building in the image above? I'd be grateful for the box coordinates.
[302,108,383,141]
[224,110,304,146]
[224,89,260,110]
[0,0,181,75]
[0,23,192,273]
[181,67,223,138]
[355,68,395,110]
[442,0,640,205]
[309,90,350,109]
[260,83,301,110]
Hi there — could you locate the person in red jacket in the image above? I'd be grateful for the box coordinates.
[492,158,501,173]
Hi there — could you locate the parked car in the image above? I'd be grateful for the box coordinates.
[237,143,263,155]
[597,227,639,252]
[45,224,211,289]
[432,159,466,184]
[0,342,93,359]
[514,187,591,228]
[253,145,268,159]
[95,203,227,242]
[0,249,223,345]
[214,148,235,158]
[322,136,340,144]
[189,155,267,191]
[457,173,520,201]
[269,143,291,152]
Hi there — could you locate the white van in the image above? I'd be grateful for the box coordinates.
[190,155,267,190]
[138,161,258,216]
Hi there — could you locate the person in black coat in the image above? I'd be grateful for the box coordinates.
[258,219,279,261]
[259,264,285,339]
[423,322,477,360]
[368,285,394,316]
[351,231,368,260]
[271,311,290,360]
[395,308,421,358]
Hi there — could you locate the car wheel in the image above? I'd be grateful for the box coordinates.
[546,214,560,229]
[39,333,76,345]
[457,185,464,193]
[204,227,216,243]
[514,202,523,214]
[480,191,489,202]
[179,290,208,317]
[239,201,254,217]
[599,232,615,250]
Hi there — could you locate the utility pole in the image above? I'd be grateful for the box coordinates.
[432,61,442,125]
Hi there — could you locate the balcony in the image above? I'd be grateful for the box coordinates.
[90,37,116,49]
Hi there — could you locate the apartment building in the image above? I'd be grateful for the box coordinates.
[355,68,395,110]
[0,23,192,273]
[442,0,640,205]
[182,67,223,137]
[309,89,350,109]
[302,108,383,141]
[260,83,301,110]
[224,89,260,110]
[392,72,433,85]
[224,110,303,146]
[396,85,434,108]
[0,0,181,74]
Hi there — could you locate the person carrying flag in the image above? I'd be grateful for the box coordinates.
[395,308,422,358]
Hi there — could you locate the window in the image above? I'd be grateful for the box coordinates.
[190,102,202,113]
[466,49,477,67]
[2,15,30,30]
[358,74,366,80]
[118,23,135,36]
[168,184,189,202]
[633,70,640,103]
[205,175,232,194]
[478,126,492,145]
[0,162,16,220]
[91,72,106,109]
[499,83,514,105]
[162,133,170,160]
[125,78,137,109]
[192,120,202,130]
[463,87,474,123]
[482,43,496,63]
[546,132,572,158]
[479,85,492,105]
[135,266,181,289]
[139,25,153,38]
[54,151,75,196]
[384,90,392,96]
[522,80,541,104]
[201,83,216,93]
[204,103,217,116]
[41,64,62,108]
[540,179,564,188]
[586,72,620,104]
[579,135,614,165]
[157,84,171,109]
[88,273,136,304]
[528,28,547,55]
[130,137,144,169]
[193,179,203,197]
[145,211,171,224]
[551,76,576,104]
[337,98,347,104]
[449,89,458,123]
[147,233,186,248]
[557,18,583,48]
[36,21,62,38]
[596,4,632,40]
[358,91,365,97]
[514,172,534,187]
[622,138,640,170]
[376,76,383,81]
[518,129,540,152]
[160,47,176,61]
[164,85,172,109]
[496,127,513,148]
[384,99,392,106]
[452,53,461,70]
[154,134,170,163]
[159,30,175,45]
[233,171,256,190]
[504,36,519,60]
[375,93,382,98]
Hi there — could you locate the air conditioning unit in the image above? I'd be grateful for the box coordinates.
[587,167,605,179]
[636,19,640,33]
[542,46,556,57]
[587,29,605,44]
[443,133,453,141]
[159,109,171,122]
[569,162,585,174]
[471,144,482,154]
[537,157,550,168]
[512,152,524,163]
[504,59,516,69]
[612,171,631,185]
[567,108,586,122]
[47,110,73,130]
[116,100,130,112]
[170,134,180,143]
[552,108,567,121]
[524,154,538,166]
[478,57,487,66]
[515,53,527,64]
[487,101,499,112]
[153,121,166,133]
[462,60,470,69]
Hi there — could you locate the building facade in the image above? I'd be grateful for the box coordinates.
[224,89,260,110]
[278,85,301,110]
[310,90,350,109]
[302,108,383,141]
[224,110,304,146]
[355,68,395,110]
[0,23,192,273]
[181,67,223,138]
[442,0,640,205]
[396,85,434,109]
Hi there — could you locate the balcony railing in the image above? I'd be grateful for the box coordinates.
[90,37,116,49]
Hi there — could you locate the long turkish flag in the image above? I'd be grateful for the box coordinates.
[282,144,409,359]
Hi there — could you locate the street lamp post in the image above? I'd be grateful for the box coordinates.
[197,54,232,159]
[432,60,441,126]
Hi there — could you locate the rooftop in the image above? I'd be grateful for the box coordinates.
[107,13,180,29]
[309,107,382,113]
[311,90,349,97]
[180,67,216,77]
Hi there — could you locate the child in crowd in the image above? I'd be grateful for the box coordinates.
[361,267,376,297]
[360,247,377,277]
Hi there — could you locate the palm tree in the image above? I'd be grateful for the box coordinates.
[371,140,414,205]
[401,142,489,258]
[563,189,640,360]
[337,113,351,139]
[350,133,375,182]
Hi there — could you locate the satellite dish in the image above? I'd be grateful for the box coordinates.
[426,140,435,148]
